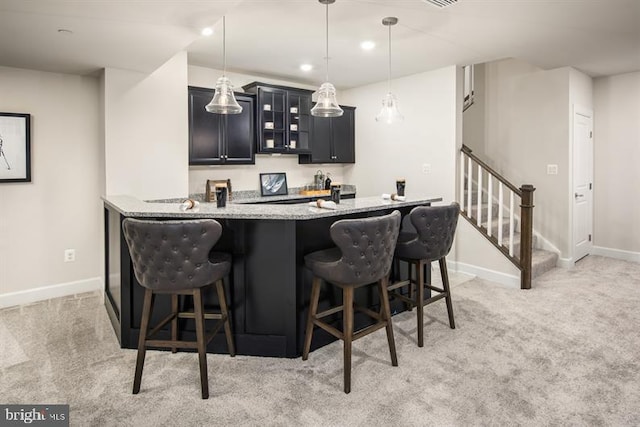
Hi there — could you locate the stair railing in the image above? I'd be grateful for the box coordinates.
[459,145,535,289]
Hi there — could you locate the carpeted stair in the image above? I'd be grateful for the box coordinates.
[465,190,558,279]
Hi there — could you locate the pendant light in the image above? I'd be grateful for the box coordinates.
[311,0,343,118]
[376,17,403,123]
[206,16,242,115]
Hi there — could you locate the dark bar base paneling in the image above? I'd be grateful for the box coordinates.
[104,203,428,358]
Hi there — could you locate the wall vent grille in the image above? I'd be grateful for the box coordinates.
[422,0,458,8]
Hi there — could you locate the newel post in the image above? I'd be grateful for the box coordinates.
[519,185,535,289]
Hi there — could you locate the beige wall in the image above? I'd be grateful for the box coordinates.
[462,63,487,157]
[104,52,189,200]
[0,66,102,301]
[593,72,640,256]
[341,66,458,201]
[187,65,348,195]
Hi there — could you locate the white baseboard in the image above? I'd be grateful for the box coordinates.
[0,277,103,309]
[591,246,640,263]
[447,261,520,288]
[557,257,574,268]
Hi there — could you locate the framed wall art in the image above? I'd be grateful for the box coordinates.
[0,112,31,183]
[259,172,288,196]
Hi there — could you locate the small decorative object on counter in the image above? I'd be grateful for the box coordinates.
[382,193,406,201]
[215,183,228,208]
[330,183,341,204]
[396,178,406,197]
[206,179,232,202]
[308,199,338,210]
[180,199,200,211]
[314,169,325,190]
[324,172,332,190]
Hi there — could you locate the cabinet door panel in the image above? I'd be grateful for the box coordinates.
[189,87,223,165]
[331,107,355,163]
[310,116,332,163]
[225,96,255,164]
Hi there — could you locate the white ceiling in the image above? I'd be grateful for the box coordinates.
[1,0,639,89]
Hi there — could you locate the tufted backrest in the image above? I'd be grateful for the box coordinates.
[398,203,460,261]
[122,218,224,291]
[321,210,401,286]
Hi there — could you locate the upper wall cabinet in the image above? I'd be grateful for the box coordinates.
[299,105,356,164]
[243,82,313,154]
[188,86,255,165]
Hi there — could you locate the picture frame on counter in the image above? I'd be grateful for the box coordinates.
[259,172,288,196]
[0,112,31,183]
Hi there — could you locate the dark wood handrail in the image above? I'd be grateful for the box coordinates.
[462,145,522,196]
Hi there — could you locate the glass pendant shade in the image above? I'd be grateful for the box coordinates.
[310,82,343,117]
[205,76,242,114]
[206,16,242,115]
[376,92,403,123]
[377,17,403,123]
[312,0,342,118]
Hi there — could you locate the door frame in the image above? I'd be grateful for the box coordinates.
[570,104,594,264]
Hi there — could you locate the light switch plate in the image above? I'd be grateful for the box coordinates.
[547,164,558,175]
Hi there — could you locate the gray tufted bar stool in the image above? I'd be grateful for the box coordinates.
[122,218,235,399]
[302,210,401,393]
[390,202,460,347]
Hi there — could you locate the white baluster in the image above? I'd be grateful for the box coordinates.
[509,191,515,256]
[498,183,504,246]
[467,157,472,214]
[460,152,465,212]
[487,175,493,237]
[477,165,483,226]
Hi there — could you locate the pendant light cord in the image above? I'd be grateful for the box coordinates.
[387,23,392,93]
[222,16,227,77]
[325,3,329,83]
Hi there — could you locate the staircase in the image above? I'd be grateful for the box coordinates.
[466,192,558,281]
[460,145,558,288]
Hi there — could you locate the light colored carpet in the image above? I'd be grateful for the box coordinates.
[1,255,639,426]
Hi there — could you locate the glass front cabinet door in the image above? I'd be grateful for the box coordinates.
[243,82,313,154]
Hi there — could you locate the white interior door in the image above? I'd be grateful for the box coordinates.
[573,107,593,262]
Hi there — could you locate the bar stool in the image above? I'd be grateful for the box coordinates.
[302,210,401,393]
[122,218,235,399]
[389,203,459,347]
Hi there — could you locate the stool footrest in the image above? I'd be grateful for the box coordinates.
[316,305,344,319]
[389,291,415,306]
[354,305,382,321]
[146,339,198,349]
[352,321,387,341]
[148,313,178,338]
[313,319,343,340]
[424,293,447,306]
[388,279,411,291]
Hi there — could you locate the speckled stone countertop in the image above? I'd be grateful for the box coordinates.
[103,194,443,220]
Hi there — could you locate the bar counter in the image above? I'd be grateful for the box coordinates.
[103,194,442,358]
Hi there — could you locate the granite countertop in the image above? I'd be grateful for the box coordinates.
[103,194,444,220]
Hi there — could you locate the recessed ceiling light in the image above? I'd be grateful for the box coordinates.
[57,28,73,35]
[360,41,375,51]
[300,64,313,72]
[201,27,214,36]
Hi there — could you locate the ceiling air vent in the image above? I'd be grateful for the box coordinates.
[422,0,458,8]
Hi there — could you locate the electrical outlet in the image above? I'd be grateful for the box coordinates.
[64,249,76,262]
[547,164,558,175]
[422,163,432,174]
